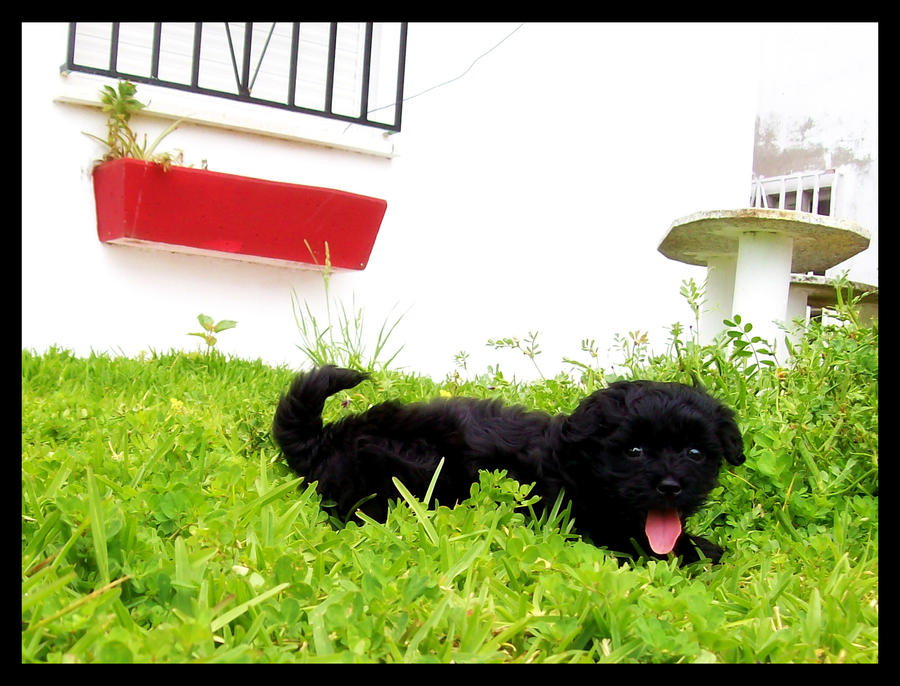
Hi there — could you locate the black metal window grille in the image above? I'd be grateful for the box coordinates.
[62,22,408,132]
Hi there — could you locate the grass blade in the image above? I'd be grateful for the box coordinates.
[393,477,439,546]
[86,466,110,585]
[22,570,79,613]
[236,475,304,524]
[404,595,450,660]
[210,582,290,633]
[22,509,62,568]
[27,575,131,631]
[423,457,445,507]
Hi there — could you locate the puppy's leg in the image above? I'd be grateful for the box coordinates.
[674,534,723,564]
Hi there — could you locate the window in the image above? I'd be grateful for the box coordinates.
[62,22,408,132]
[750,169,836,217]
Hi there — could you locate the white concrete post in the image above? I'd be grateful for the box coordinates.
[699,255,737,345]
[785,284,811,354]
[731,231,793,362]
[785,285,809,325]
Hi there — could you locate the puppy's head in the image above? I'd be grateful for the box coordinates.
[560,380,744,555]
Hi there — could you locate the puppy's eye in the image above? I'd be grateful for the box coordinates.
[686,448,704,462]
[626,447,644,459]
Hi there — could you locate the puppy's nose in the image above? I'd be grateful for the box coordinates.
[656,476,682,496]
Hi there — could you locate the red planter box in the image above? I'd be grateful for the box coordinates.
[92,158,387,270]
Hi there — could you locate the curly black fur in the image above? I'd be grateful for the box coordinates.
[273,366,745,563]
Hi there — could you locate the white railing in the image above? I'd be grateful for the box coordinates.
[750,169,837,217]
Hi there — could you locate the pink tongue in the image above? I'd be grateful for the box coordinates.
[645,509,682,554]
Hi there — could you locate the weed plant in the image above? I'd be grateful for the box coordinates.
[22,283,877,662]
[290,242,405,373]
[83,80,183,170]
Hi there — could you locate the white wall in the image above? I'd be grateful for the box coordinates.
[24,22,771,380]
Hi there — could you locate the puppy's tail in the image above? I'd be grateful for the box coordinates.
[272,365,368,471]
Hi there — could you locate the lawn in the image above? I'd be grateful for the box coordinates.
[22,287,877,662]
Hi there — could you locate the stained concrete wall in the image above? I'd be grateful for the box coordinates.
[752,23,877,285]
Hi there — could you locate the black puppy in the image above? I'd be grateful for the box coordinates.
[273,366,745,563]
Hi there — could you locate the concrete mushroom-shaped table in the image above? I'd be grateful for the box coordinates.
[658,208,871,354]
[788,273,878,326]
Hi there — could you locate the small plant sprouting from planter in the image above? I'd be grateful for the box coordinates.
[82,80,183,170]
[187,313,237,355]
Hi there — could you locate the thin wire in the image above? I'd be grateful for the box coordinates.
[346,23,526,130]
[389,23,525,110]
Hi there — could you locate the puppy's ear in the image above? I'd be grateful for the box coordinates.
[560,384,629,445]
[716,409,746,466]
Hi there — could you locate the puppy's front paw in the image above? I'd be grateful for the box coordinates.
[676,534,723,564]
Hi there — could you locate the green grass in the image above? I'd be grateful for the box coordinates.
[22,297,877,662]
